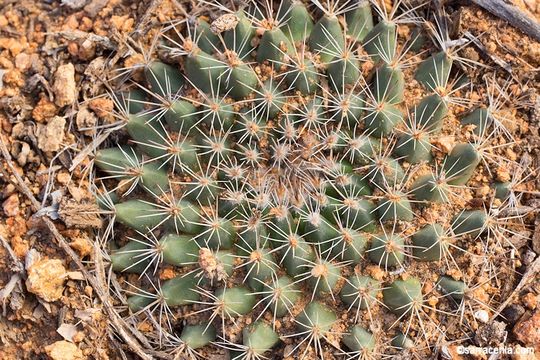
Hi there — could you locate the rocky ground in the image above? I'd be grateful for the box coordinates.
[0,0,539,359]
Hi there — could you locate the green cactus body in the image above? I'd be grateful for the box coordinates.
[257,28,294,68]
[241,321,280,355]
[412,223,447,261]
[282,234,316,277]
[309,15,345,63]
[345,1,374,41]
[443,143,481,185]
[364,102,403,137]
[437,276,467,301]
[215,286,256,316]
[114,200,166,232]
[394,132,432,164]
[160,233,199,266]
[328,55,361,91]
[117,89,146,114]
[262,276,300,317]
[246,248,278,291]
[323,197,376,232]
[195,19,222,54]
[372,64,404,105]
[414,94,448,133]
[340,275,380,309]
[493,181,510,200]
[368,233,406,268]
[126,113,168,158]
[165,98,198,131]
[95,146,140,175]
[415,51,453,91]
[392,333,414,349]
[296,302,337,334]
[461,108,490,135]
[307,259,341,296]
[111,240,150,274]
[162,273,200,306]
[383,278,423,316]
[195,216,237,250]
[278,0,313,41]
[184,50,224,94]
[224,10,255,58]
[255,79,286,119]
[342,325,375,352]
[165,199,202,234]
[451,209,487,238]
[410,173,449,203]
[127,294,153,312]
[97,2,510,356]
[347,134,380,166]
[180,323,217,349]
[285,57,318,95]
[363,20,397,63]
[145,61,184,97]
[330,228,369,263]
[369,156,405,188]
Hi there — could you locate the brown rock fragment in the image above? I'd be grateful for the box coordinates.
[2,193,20,217]
[32,98,57,123]
[69,233,93,257]
[522,292,538,310]
[514,311,540,351]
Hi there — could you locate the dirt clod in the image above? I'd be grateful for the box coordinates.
[474,320,507,347]
[45,340,85,360]
[26,258,67,302]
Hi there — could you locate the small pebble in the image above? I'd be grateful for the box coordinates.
[53,63,77,107]
[474,309,489,323]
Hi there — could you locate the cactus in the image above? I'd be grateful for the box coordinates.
[342,325,376,355]
[93,1,522,358]
[382,278,423,316]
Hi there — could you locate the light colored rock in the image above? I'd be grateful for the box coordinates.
[14,52,30,71]
[474,309,489,323]
[45,340,85,360]
[75,107,97,135]
[53,63,77,107]
[434,135,455,154]
[61,0,87,10]
[26,259,67,302]
[2,193,19,217]
[37,116,66,152]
